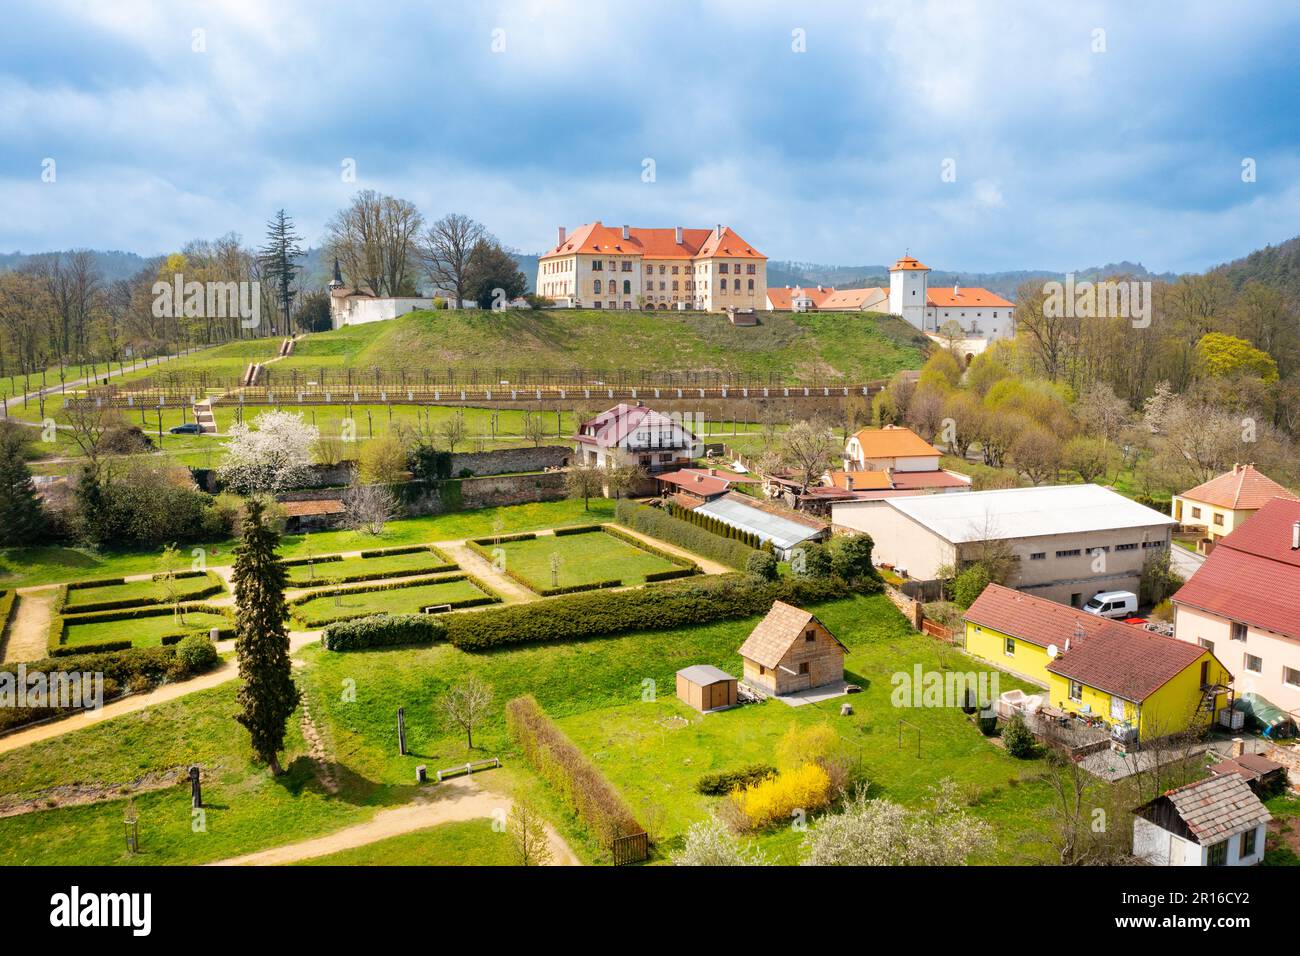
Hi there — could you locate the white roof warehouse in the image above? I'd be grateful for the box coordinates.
[831,484,1176,608]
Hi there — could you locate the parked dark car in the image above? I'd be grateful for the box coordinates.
[169,422,202,435]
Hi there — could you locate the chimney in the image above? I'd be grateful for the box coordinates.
[1292,520,1299,550]
[954,284,960,296]
[845,473,854,491]
[557,226,566,245]
[716,223,723,238]
[1231,737,1246,758]
[675,226,683,244]
[622,224,630,240]
[817,285,824,292]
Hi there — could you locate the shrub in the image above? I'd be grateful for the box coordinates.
[175,634,219,671]
[506,695,644,855]
[832,534,881,584]
[745,551,779,582]
[950,563,992,608]
[795,542,834,578]
[321,613,447,651]
[695,764,777,796]
[552,524,605,536]
[615,500,757,570]
[642,567,699,583]
[1002,713,1038,759]
[444,573,862,650]
[730,763,833,831]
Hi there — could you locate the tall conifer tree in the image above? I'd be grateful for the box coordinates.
[232,498,298,775]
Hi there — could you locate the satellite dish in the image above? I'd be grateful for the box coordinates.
[1047,644,1059,659]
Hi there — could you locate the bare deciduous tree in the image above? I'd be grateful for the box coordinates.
[439,676,494,750]
[779,420,836,493]
[565,462,604,510]
[419,213,487,307]
[343,481,397,536]
[508,799,554,866]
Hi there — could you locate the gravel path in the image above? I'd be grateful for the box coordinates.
[1,590,54,664]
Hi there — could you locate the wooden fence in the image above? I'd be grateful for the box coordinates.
[611,830,649,866]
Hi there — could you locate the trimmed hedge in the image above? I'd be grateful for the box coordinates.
[50,602,234,653]
[600,524,699,571]
[286,573,472,606]
[291,574,502,628]
[643,567,699,583]
[444,572,863,650]
[668,501,763,549]
[49,639,133,657]
[0,590,16,642]
[281,553,344,568]
[62,571,225,614]
[535,579,622,597]
[695,764,777,796]
[0,643,221,734]
[321,614,446,651]
[506,695,644,855]
[287,561,458,588]
[469,532,536,545]
[615,500,758,570]
[552,524,605,537]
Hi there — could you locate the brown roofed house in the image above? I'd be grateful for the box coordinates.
[738,601,847,695]
[1132,773,1271,866]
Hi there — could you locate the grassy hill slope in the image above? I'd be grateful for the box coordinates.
[271,308,928,383]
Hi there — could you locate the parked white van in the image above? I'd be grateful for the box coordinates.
[1082,590,1138,619]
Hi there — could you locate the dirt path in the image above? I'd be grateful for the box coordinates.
[437,540,537,604]
[0,631,320,756]
[209,775,580,866]
[2,590,55,664]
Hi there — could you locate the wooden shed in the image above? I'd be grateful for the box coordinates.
[738,600,847,696]
[676,665,738,713]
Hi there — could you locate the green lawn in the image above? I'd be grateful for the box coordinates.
[285,549,453,586]
[0,682,399,866]
[0,498,616,590]
[63,574,223,610]
[289,576,493,626]
[494,530,683,590]
[294,820,516,866]
[62,610,231,648]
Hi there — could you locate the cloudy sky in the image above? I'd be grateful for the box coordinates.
[2,0,1298,272]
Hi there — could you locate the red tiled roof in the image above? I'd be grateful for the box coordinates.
[1208,753,1284,782]
[927,287,1014,308]
[573,403,696,449]
[889,256,930,272]
[1149,774,1271,844]
[656,468,759,497]
[1172,497,1300,641]
[967,583,1215,701]
[540,222,765,260]
[889,469,972,490]
[280,499,346,517]
[1179,463,1298,511]
[765,286,837,310]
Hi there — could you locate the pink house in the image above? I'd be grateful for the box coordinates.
[1172,497,1300,727]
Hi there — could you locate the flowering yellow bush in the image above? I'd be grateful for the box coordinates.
[731,762,832,830]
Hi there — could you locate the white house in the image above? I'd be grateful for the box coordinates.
[888,255,1015,342]
[1132,774,1271,866]
[572,401,702,473]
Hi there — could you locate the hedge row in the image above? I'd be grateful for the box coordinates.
[286,573,471,607]
[469,532,536,545]
[358,544,452,561]
[50,602,234,653]
[65,569,208,590]
[614,500,758,570]
[668,501,764,550]
[443,573,859,650]
[62,572,225,614]
[49,639,133,657]
[643,567,700,583]
[506,695,645,855]
[600,524,699,571]
[695,763,777,795]
[280,554,344,568]
[0,590,16,642]
[294,591,499,629]
[0,641,220,734]
[320,614,444,651]
[551,524,605,537]
[288,562,458,588]
[535,579,621,597]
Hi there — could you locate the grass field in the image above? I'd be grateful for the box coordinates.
[494,529,683,590]
[64,574,223,611]
[285,549,453,586]
[289,576,493,626]
[62,610,231,648]
[294,820,515,866]
[0,498,616,590]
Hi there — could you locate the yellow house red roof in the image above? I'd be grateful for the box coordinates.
[1179,463,1298,511]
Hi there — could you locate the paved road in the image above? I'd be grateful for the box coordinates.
[1169,543,1206,580]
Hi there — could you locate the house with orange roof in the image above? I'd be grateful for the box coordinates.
[1171,463,1298,551]
[536,222,766,313]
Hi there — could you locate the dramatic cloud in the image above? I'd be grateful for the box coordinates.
[1,0,1297,272]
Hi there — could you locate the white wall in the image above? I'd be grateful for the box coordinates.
[332,297,433,329]
[1134,818,1267,866]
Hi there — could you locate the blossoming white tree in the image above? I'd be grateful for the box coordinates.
[218,410,319,495]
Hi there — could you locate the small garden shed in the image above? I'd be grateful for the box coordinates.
[676,665,738,713]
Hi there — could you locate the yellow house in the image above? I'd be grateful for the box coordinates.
[1172,463,1298,552]
[964,583,1233,739]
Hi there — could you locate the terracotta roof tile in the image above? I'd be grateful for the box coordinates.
[1179,463,1298,511]
[849,425,941,460]
[540,222,764,260]
[1156,774,1271,844]
[927,287,1014,308]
